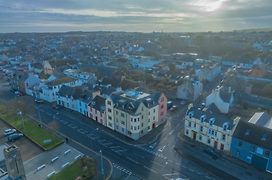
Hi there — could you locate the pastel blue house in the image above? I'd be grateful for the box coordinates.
[230,112,272,173]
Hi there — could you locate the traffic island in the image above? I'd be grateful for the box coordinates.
[49,156,96,180]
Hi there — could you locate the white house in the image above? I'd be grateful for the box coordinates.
[177,78,203,101]
[184,105,240,152]
[63,69,97,84]
[39,77,84,102]
[206,86,234,114]
[24,74,41,96]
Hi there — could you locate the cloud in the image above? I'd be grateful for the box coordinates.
[0,0,271,32]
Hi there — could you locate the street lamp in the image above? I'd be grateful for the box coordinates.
[17,111,24,130]
[100,150,104,178]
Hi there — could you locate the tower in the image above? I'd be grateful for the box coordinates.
[4,145,26,180]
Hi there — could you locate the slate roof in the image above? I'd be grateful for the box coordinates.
[58,85,93,102]
[111,93,158,115]
[187,105,235,130]
[233,120,272,150]
[88,95,106,112]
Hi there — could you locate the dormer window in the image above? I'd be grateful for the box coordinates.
[209,118,215,126]
[223,122,229,131]
[200,115,206,123]
[188,111,194,119]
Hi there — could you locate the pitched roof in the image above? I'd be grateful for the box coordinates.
[89,95,106,112]
[58,85,93,102]
[187,105,235,130]
[233,120,272,149]
[46,77,76,87]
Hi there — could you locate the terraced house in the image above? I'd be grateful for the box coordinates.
[106,90,167,140]
[184,104,240,152]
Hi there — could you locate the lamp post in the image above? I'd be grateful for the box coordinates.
[100,150,104,178]
[17,111,24,130]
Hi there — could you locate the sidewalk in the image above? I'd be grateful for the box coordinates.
[176,134,272,180]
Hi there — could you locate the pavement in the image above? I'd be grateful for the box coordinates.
[24,143,83,180]
[176,134,272,180]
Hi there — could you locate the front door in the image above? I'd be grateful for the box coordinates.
[220,143,224,151]
[192,131,197,140]
[214,141,218,149]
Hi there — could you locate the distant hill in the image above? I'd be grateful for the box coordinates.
[236,27,272,32]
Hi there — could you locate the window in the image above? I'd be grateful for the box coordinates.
[134,118,136,122]
[194,123,196,128]
[265,150,270,157]
[121,113,124,117]
[116,111,119,115]
[108,108,112,113]
[121,121,125,125]
[148,126,150,130]
[116,125,119,130]
[131,118,133,122]
[141,115,143,119]
[153,109,155,113]
[108,116,112,120]
[107,101,111,105]
[188,121,191,127]
[186,130,188,135]
[138,126,139,130]
[153,116,155,120]
[222,134,226,141]
[134,126,136,130]
[207,139,210,144]
[200,115,206,123]
[131,126,133,130]
[199,135,202,140]
[200,126,203,132]
[141,123,143,127]
[108,122,112,127]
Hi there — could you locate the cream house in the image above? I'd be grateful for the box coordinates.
[106,90,162,140]
[184,105,240,152]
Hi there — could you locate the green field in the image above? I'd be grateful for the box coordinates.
[49,156,96,180]
[0,105,63,150]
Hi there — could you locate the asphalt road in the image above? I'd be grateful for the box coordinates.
[0,75,221,180]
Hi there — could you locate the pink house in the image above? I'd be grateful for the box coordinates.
[152,92,167,125]
[88,95,107,126]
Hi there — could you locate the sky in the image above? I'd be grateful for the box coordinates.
[0,0,272,33]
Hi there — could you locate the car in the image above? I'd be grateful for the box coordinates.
[35,98,44,103]
[4,128,16,136]
[52,104,60,110]
[170,105,177,111]
[203,148,219,160]
[7,133,23,142]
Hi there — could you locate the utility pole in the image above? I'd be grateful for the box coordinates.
[100,150,104,178]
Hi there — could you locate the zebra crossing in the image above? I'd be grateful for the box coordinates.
[112,162,133,176]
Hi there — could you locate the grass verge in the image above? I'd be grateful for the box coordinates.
[49,156,96,180]
[0,104,63,150]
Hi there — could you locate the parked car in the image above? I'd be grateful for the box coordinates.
[7,133,23,142]
[35,98,44,103]
[52,104,60,110]
[170,105,177,111]
[4,128,16,136]
[203,148,220,160]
